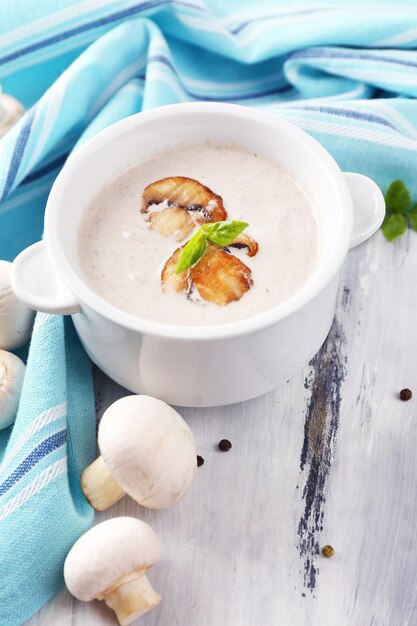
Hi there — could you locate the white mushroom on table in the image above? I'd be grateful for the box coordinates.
[0,259,34,350]
[64,517,161,626]
[81,395,197,511]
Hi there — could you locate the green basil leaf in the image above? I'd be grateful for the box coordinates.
[406,204,417,231]
[202,220,249,247]
[175,229,208,273]
[381,212,408,241]
[175,220,250,273]
[385,180,411,212]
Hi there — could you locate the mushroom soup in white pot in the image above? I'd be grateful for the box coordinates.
[77,142,319,325]
[11,103,385,406]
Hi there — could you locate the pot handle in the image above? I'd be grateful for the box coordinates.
[11,241,80,314]
[344,172,385,249]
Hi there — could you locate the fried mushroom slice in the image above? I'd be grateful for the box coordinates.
[161,244,253,306]
[191,245,252,306]
[148,206,195,241]
[142,177,227,241]
[142,177,226,216]
[161,247,190,294]
[228,234,259,257]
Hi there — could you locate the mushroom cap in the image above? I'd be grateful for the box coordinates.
[0,349,26,429]
[99,395,197,509]
[0,260,34,350]
[0,261,29,313]
[64,517,160,602]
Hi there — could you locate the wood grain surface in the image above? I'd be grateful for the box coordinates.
[25,231,417,626]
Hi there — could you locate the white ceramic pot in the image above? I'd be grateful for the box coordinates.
[11,103,385,407]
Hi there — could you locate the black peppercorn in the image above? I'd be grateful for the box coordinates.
[197,455,204,467]
[218,439,232,452]
[400,388,412,401]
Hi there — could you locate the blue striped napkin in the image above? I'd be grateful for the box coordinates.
[2,1,417,624]
[0,316,95,625]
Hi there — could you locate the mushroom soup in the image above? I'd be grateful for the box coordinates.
[78,142,319,325]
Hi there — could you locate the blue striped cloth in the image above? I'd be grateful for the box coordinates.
[1,1,417,624]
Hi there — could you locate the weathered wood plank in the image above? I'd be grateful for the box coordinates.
[25,232,417,626]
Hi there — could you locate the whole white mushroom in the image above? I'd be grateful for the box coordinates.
[0,94,24,138]
[0,350,25,429]
[64,517,161,625]
[0,260,34,350]
[81,395,197,511]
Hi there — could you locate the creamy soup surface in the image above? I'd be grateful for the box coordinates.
[77,143,320,326]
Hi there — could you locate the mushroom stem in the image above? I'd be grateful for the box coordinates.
[81,456,125,511]
[104,574,162,625]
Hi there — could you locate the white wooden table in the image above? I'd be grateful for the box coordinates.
[26,231,417,626]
